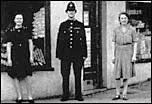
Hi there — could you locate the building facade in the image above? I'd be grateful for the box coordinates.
[1,1,151,100]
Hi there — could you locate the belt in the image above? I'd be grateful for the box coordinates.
[13,43,23,47]
[116,43,132,46]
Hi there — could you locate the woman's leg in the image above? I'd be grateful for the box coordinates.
[122,78,129,100]
[115,78,121,95]
[122,78,129,96]
[24,76,33,100]
[14,78,22,100]
[112,78,121,100]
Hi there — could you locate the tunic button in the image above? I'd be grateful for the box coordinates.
[70,38,73,40]
[70,22,73,25]
[70,30,72,32]
[70,34,73,36]
[77,31,79,33]
[70,26,73,29]
[70,46,72,48]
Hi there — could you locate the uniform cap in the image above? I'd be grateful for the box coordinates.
[66,2,77,12]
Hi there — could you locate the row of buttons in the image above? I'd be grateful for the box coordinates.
[69,22,73,48]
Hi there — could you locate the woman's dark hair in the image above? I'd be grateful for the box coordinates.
[12,12,24,24]
[118,12,130,24]
[6,12,25,31]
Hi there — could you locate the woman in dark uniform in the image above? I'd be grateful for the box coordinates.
[6,13,34,103]
[112,12,138,100]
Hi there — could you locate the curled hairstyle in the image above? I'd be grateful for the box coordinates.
[6,12,25,31]
[13,12,24,23]
[118,12,130,24]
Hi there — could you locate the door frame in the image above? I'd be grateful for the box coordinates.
[83,1,103,89]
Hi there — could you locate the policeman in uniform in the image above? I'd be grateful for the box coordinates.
[56,2,87,101]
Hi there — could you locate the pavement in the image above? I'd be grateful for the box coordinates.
[2,79,151,103]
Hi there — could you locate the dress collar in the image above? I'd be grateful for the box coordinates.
[119,24,130,34]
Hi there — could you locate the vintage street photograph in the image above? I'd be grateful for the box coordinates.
[1,1,151,103]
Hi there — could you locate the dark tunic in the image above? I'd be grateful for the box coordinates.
[56,19,87,59]
[5,26,32,80]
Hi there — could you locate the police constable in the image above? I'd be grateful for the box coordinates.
[56,2,87,101]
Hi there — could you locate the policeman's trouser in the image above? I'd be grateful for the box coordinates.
[61,58,84,98]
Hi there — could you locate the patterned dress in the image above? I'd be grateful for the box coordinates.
[112,24,138,79]
[5,26,32,80]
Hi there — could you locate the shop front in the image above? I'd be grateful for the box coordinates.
[1,1,54,71]
[1,1,151,101]
[1,1,125,100]
[1,1,105,100]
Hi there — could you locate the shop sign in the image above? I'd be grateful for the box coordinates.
[127,10,142,15]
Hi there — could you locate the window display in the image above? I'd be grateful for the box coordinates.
[1,1,53,72]
[127,1,151,62]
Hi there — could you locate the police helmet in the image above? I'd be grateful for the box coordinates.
[65,2,77,12]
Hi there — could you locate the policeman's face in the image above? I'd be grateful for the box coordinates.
[14,14,23,25]
[119,14,129,25]
[67,10,76,18]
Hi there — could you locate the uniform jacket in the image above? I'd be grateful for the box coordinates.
[56,19,87,59]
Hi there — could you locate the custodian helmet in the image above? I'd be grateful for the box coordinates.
[65,2,77,12]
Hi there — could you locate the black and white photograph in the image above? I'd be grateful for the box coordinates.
[1,1,151,103]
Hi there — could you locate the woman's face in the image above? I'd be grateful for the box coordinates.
[14,14,23,25]
[119,14,129,25]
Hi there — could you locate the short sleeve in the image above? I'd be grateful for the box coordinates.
[112,30,116,42]
[132,28,138,42]
[25,27,32,39]
[5,29,13,43]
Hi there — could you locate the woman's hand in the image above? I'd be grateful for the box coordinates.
[30,57,34,64]
[7,60,12,66]
[83,57,87,60]
[132,55,136,62]
[112,57,115,64]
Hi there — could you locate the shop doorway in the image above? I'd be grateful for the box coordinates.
[83,1,103,90]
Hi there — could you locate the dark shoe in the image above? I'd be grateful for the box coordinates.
[75,97,84,101]
[122,95,128,100]
[112,95,121,100]
[28,99,35,103]
[16,99,23,103]
[60,97,69,102]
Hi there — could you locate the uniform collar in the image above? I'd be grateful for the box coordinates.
[67,18,76,21]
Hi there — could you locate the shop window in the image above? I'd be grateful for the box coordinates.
[1,1,54,72]
[126,1,151,63]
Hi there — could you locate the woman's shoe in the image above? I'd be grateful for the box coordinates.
[16,99,23,103]
[28,99,34,103]
[112,95,121,100]
[122,95,128,100]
